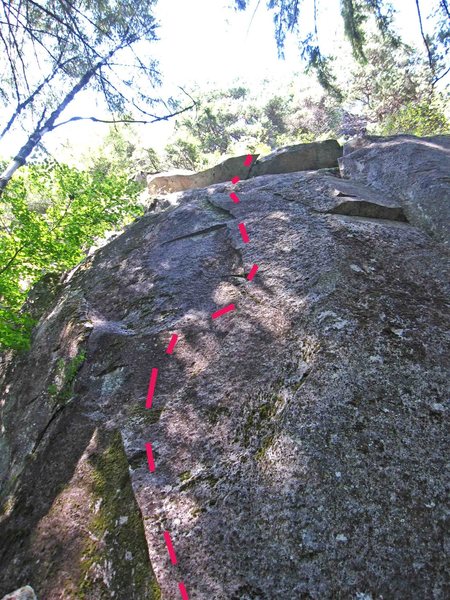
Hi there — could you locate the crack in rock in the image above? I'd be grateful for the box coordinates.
[329,198,408,222]
[161,223,228,245]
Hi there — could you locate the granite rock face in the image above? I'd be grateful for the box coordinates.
[251,138,342,176]
[0,136,449,599]
[340,134,450,245]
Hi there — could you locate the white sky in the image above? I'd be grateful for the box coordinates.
[0,0,436,162]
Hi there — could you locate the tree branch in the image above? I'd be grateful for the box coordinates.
[52,101,196,129]
[3,2,30,94]
[0,244,26,276]
[0,57,74,140]
[0,25,21,102]
[433,65,450,86]
[59,0,113,41]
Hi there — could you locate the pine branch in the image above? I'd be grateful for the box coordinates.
[0,57,74,140]
[0,40,133,194]
[52,101,196,129]
[414,0,435,78]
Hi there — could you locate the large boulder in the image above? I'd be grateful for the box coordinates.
[0,137,448,599]
[339,134,450,245]
[147,155,259,195]
[147,168,195,195]
[146,140,343,196]
[251,138,342,176]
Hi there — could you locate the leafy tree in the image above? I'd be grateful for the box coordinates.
[345,35,427,125]
[379,99,450,136]
[289,94,344,140]
[87,123,164,179]
[0,162,142,350]
[161,87,257,167]
[162,80,347,168]
[261,95,291,147]
[164,139,207,171]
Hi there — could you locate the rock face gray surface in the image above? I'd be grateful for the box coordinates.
[340,134,450,245]
[0,136,449,599]
[251,138,342,176]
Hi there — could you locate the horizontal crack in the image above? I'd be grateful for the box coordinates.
[162,223,227,245]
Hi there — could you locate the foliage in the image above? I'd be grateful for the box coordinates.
[160,82,345,169]
[0,162,142,350]
[379,99,450,136]
[164,138,207,171]
[0,0,161,138]
[340,0,368,63]
[159,55,448,170]
[301,39,343,101]
[87,123,164,178]
[235,0,449,95]
[346,35,428,125]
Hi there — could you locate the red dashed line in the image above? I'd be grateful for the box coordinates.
[247,264,259,281]
[238,222,250,243]
[145,442,155,472]
[229,192,240,203]
[146,368,158,409]
[166,333,178,354]
[163,531,178,565]
[178,582,189,600]
[211,303,236,319]
[244,154,253,167]
[231,176,240,184]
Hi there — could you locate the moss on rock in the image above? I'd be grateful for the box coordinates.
[77,430,160,599]
[48,350,86,408]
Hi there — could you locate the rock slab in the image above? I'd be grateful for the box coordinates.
[340,134,450,244]
[147,139,342,195]
[0,136,449,599]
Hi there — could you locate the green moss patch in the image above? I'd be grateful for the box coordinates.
[48,350,86,407]
[77,430,160,599]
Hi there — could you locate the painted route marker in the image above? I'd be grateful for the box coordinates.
[238,222,250,243]
[244,154,253,167]
[178,582,189,600]
[163,531,178,565]
[146,368,158,409]
[231,176,240,184]
[166,333,179,354]
[229,192,240,203]
[145,442,155,472]
[211,303,236,319]
[247,264,259,281]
